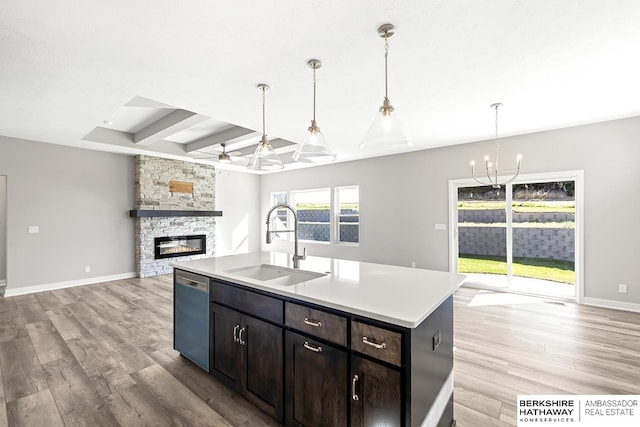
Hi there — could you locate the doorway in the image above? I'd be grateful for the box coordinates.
[449,171,583,302]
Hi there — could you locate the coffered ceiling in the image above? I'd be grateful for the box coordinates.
[2,1,640,173]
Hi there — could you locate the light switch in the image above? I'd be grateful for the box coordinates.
[28,225,39,234]
[434,224,447,231]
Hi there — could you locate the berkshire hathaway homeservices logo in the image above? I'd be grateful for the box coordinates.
[517,395,639,426]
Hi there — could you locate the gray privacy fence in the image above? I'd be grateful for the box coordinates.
[286,209,359,243]
[458,209,574,223]
[458,209,575,262]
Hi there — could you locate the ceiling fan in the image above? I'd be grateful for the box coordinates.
[194,143,244,164]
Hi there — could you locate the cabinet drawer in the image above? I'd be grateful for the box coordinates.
[351,321,402,367]
[210,280,283,324]
[285,302,347,346]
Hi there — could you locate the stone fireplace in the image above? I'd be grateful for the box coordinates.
[133,156,221,278]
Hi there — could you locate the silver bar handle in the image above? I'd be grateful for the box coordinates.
[303,341,322,353]
[233,325,239,343]
[352,375,359,401]
[303,317,323,328]
[239,327,246,346]
[362,336,387,349]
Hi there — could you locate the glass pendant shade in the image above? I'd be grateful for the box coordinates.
[360,101,412,150]
[247,83,284,171]
[292,121,336,163]
[361,24,412,151]
[247,136,284,171]
[293,59,336,164]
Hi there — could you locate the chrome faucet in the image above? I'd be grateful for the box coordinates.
[265,203,307,268]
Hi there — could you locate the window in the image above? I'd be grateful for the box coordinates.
[271,186,359,246]
[291,188,331,242]
[336,186,359,244]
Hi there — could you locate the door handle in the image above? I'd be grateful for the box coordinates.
[303,341,322,353]
[303,317,323,327]
[352,374,359,401]
[362,336,387,349]
[233,324,239,343]
[238,327,246,346]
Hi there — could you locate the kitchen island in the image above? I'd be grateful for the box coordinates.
[173,252,465,427]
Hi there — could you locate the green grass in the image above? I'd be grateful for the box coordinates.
[458,201,575,213]
[459,254,575,284]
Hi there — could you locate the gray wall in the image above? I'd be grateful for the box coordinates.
[0,135,135,290]
[260,116,640,305]
[0,175,6,281]
[214,169,261,256]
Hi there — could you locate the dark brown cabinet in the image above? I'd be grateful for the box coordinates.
[351,355,402,427]
[178,269,455,427]
[285,331,348,427]
[210,303,284,421]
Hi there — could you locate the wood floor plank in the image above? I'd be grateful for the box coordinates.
[34,291,64,311]
[14,295,48,324]
[25,320,69,364]
[0,308,29,343]
[65,329,136,397]
[0,337,49,402]
[88,324,156,373]
[42,356,120,426]
[46,307,89,341]
[64,301,107,330]
[132,363,233,426]
[151,347,260,425]
[106,384,178,427]
[6,389,64,427]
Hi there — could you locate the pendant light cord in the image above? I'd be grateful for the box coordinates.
[262,86,266,137]
[312,67,317,123]
[384,32,389,101]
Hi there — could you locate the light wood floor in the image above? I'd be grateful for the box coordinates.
[0,276,638,426]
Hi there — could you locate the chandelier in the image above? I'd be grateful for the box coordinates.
[470,103,522,188]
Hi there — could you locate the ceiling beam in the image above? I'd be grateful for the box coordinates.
[185,126,261,153]
[133,109,207,145]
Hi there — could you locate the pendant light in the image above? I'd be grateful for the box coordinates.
[292,59,336,163]
[247,84,284,171]
[470,103,522,188]
[360,23,412,150]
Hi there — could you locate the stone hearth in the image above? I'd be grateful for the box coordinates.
[134,156,217,278]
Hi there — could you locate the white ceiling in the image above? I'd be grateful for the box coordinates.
[2,0,640,173]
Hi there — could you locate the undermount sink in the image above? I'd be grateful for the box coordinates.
[224,264,326,286]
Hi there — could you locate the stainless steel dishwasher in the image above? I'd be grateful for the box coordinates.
[174,270,209,370]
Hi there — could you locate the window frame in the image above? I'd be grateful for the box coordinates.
[334,185,360,246]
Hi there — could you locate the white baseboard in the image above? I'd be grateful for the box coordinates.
[3,272,137,297]
[582,297,640,313]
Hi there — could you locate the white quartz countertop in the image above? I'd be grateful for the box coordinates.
[172,252,466,328]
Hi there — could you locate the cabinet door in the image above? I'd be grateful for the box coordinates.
[351,355,402,427]
[243,315,284,422]
[210,303,242,389]
[285,331,348,427]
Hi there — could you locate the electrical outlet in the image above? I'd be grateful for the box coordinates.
[28,225,39,234]
[411,261,416,268]
[619,284,627,294]
[85,266,91,273]
[434,223,447,231]
[433,330,441,351]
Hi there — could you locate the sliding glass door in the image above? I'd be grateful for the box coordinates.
[452,172,581,301]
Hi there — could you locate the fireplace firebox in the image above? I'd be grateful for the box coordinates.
[154,235,206,259]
